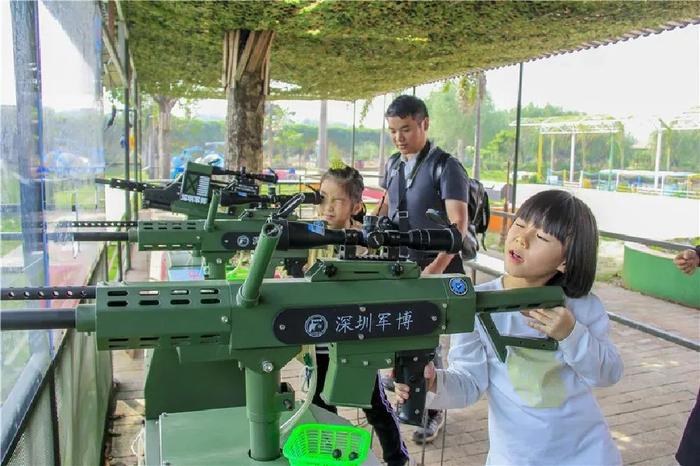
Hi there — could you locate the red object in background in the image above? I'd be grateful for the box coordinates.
[362,187,384,202]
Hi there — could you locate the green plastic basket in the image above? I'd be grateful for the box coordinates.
[283,423,371,466]
[226,265,249,281]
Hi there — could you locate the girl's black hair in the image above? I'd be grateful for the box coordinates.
[320,165,366,222]
[516,190,598,298]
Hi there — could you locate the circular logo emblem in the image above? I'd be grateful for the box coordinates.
[236,235,251,248]
[304,314,328,338]
[449,277,469,296]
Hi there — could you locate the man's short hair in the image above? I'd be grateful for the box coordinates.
[385,95,429,121]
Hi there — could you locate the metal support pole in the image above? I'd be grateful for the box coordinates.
[132,82,140,222]
[549,136,555,179]
[378,94,387,176]
[350,100,356,168]
[511,63,524,213]
[654,122,663,190]
[122,24,132,270]
[607,132,614,189]
[103,243,109,280]
[11,0,49,285]
[536,133,543,182]
[569,133,576,183]
[245,368,282,461]
[117,241,123,282]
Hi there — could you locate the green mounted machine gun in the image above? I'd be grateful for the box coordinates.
[55,192,320,279]
[96,162,319,221]
[1,215,564,465]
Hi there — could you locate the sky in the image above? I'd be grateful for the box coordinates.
[183,23,700,143]
[1,1,99,110]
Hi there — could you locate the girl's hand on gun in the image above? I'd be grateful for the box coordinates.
[527,306,575,341]
[393,361,437,403]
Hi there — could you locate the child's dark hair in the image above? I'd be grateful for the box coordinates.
[320,165,366,221]
[385,95,429,121]
[516,190,598,298]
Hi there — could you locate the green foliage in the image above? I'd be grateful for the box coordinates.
[482,129,517,170]
[647,129,700,172]
[122,1,700,100]
[423,84,509,163]
[169,118,226,154]
[147,95,699,174]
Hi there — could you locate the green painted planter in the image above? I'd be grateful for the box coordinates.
[623,243,700,309]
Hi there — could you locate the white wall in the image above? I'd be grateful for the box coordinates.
[105,187,128,222]
[513,185,700,240]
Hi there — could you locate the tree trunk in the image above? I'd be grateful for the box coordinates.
[456,139,465,164]
[226,73,265,171]
[223,30,274,173]
[319,100,328,170]
[154,95,177,179]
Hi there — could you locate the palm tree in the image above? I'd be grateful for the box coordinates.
[457,71,486,179]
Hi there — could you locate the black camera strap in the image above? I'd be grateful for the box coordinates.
[396,159,409,258]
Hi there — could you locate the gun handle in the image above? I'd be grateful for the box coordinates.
[394,349,435,426]
[478,313,558,363]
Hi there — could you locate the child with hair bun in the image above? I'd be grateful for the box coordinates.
[310,160,410,466]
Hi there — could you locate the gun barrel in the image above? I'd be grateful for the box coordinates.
[214,168,278,184]
[96,178,158,192]
[70,231,130,242]
[249,173,278,184]
[278,220,358,250]
[0,231,129,242]
[279,192,320,206]
[236,223,282,307]
[1,286,96,301]
[1,309,76,330]
[57,220,137,229]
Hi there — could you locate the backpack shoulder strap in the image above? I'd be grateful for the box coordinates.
[388,152,401,169]
[383,152,402,189]
[432,149,454,196]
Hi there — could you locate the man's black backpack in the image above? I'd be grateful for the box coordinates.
[432,152,491,259]
[387,150,491,260]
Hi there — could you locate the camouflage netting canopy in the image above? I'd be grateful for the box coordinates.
[123,1,700,100]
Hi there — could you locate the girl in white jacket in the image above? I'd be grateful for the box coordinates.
[396,189,624,465]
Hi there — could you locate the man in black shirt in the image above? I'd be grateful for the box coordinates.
[375,95,470,443]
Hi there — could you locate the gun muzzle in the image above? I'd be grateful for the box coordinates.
[1,309,76,330]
